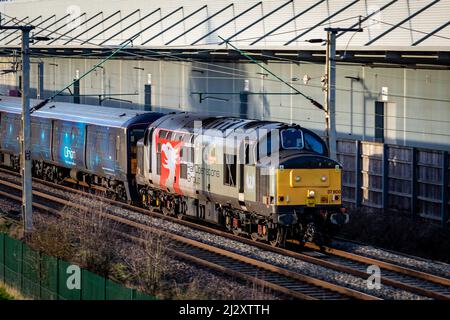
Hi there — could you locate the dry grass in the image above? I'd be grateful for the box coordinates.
[13,194,277,300]
[28,195,122,276]
[0,282,29,300]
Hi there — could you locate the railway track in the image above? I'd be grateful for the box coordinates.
[1,167,449,300]
[0,173,376,300]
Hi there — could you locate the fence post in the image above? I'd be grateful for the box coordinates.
[382,143,389,210]
[441,151,449,226]
[355,140,362,207]
[411,147,418,219]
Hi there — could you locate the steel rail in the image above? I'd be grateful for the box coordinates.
[0,176,375,300]
[1,168,449,299]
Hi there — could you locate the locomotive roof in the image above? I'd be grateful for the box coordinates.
[152,112,289,136]
[0,96,154,128]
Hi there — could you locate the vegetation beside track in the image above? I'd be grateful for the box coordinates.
[0,284,24,300]
[0,286,13,300]
[342,208,450,263]
[1,196,273,300]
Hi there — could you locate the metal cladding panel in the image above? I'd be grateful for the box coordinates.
[153,8,185,45]
[224,1,263,42]
[252,0,297,47]
[1,0,449,48]
[81,269,106,300]
[106,279,133,300]
[58,260,81,300]
[365,0,434,46]
[22,244,41,299]
[406,0,450,45]
[40,254,58,300]
[167,5,211,46]
[160,62,185,109]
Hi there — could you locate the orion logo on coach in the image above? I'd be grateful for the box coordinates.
[64,146,76,160]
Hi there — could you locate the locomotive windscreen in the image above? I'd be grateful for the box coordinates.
[281,128,304,150]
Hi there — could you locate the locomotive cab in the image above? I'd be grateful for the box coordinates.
[253,126,348,246]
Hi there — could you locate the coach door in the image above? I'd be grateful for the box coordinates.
[238,140,256,208]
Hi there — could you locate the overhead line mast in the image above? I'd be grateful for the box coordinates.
[0,18,35,235]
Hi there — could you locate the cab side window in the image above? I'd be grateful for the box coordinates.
[304,132,325,155]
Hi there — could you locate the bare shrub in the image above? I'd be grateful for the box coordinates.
[249,280,271,300]
[29,194,121,276]
[119,230,169,295]
[171,278,211,300]
[29,214,76,261]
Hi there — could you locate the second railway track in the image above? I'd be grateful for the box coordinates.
[0,167,449,300]
[0,172,375,300]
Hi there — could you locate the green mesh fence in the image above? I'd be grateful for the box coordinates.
[82,269,106,300]
[0,233,155,300]
[106,279,133,300]
[0,233,4,283]
[5,236,22,289]
[22,244,40,299]
[40,254,58,300]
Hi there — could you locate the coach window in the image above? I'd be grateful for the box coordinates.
[148,128,154,173]
[304,132,325,155]
[159,130,168,139]
[180,147,188,180]
[166,131,173,141]
[257,132,272,161]
[156,142,161,175]
[224,153,237,187]
[130,128,145,175]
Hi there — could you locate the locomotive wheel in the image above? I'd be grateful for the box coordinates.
[177,202,187,220]
[162,206,172,216]
[269,227,286,247]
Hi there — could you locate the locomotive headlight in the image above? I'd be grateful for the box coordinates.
[321,176,327,182]
[295,176,301,182]
[308,190,315,198]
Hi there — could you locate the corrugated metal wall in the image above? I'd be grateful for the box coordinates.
[1,56,448,151]
[1,0,449,48]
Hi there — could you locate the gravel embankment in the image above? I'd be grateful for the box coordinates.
[0,172,431,300]
[333,239,450,279]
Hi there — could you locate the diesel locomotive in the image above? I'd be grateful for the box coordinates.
[0,96,348,246]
